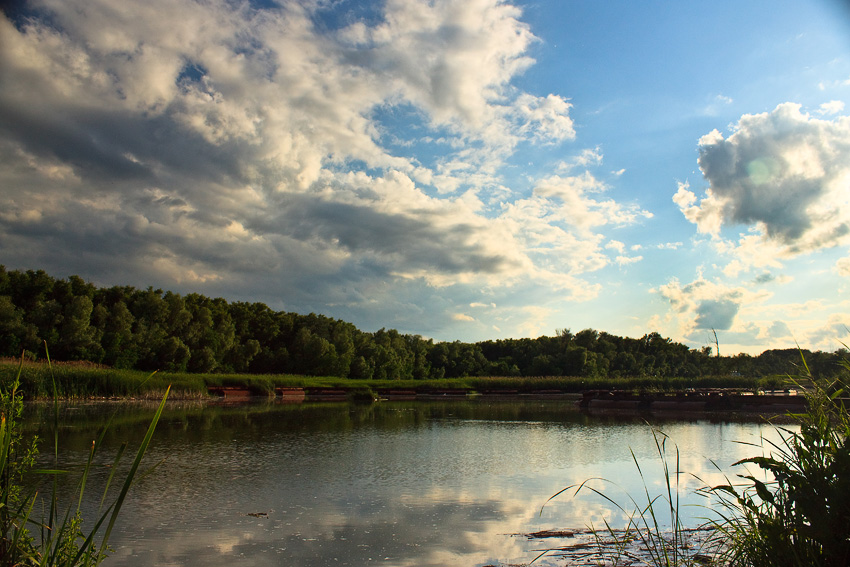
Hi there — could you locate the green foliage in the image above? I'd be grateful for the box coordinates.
[0,353,169,566]
[539,429,713,567]
[2,266,848,383]
[708,354,850,567]
[0,361,40,564]
[539,348,850,567]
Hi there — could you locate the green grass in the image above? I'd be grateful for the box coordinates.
[705,357,850,566]
[538,349,849,567]
[1,353,169,566]
[0,360,773,399]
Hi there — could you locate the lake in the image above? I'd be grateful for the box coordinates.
[24,398,788,566]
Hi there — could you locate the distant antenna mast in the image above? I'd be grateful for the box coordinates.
[711,328,720,358]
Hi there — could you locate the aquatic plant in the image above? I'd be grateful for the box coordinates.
[537,428,714,567]
[539,348,849,567]
[0,350,169,566]
[707,353,850,567]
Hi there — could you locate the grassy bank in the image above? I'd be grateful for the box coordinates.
[538,351,849,567]
[1,359,169,566]
[0,360,783,399]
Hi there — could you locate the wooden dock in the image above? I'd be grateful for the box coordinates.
[578,389,808,413]
[206,385,813,414]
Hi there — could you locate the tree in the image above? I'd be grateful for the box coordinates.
[130,288,169,371]
[56,296,102,361]
[158,337,191,372]
[291,328,340,376]
[97,300,137,368]
[0,297,31,357]
[574,329,599,350]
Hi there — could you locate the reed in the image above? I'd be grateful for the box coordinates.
[705,352,849,566]
[537,428,715,566]
[0,359,770,400]
[0,350,169,566]
[539,348,849,567]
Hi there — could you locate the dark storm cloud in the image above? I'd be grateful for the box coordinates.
[0,0,636,341]
[274,196,516,275]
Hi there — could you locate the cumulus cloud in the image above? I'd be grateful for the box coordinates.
[615,255,643,266]
[765,320,792,340]
[533,173,652,232]
[818,100,845,115]
[805,313,850,350]
[679,103,850,256]
[0,0,645,338]
[653,269,850,353]
[653,275,770,339]
[605,240,626,253]
[513,93,575,143]
[694,299,739,331]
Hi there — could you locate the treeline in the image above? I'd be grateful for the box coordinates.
[0,267,846,380]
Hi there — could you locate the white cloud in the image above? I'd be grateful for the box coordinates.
[556,147,603,173]
[513,93,575,143]
[676,104,850,281]
[702,93,733,116]
[763,320,792,340]
[689,103,850,253]
[368,0,535,130]
[533,173,652,232]
[805,313,850,350]
[606,240,642,265]
[0,0,651,339]
[653,275,771,338]
[615,255,643,266]
[605,240,626,253]
[653,269,850,354]
[656,242,682,250]
[818,100,845,115]
[513,305,553,338]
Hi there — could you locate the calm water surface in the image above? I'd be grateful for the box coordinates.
[25,399,786,567]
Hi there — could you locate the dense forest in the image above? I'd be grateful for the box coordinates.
[0,267,846,380]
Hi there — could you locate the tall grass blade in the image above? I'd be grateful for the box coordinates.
[2,344,171,566]
[96,384,170,559]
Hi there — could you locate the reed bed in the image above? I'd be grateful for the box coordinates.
[0,359,775,400]
[1,353,169,566]
[537,350,849,567]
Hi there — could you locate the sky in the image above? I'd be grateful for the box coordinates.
[1,0,850,355]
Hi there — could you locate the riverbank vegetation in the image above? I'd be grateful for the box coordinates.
[540,353,850,566]
[0,357,168,566]
[0,359,783,400]
[709,366,850,566]
[1,268,847,385]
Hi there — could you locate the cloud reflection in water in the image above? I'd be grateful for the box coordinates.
[38,400,783,567]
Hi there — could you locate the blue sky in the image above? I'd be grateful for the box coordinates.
[1,0,849,354]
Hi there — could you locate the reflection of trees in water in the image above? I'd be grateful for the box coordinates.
[23,400,776,567]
